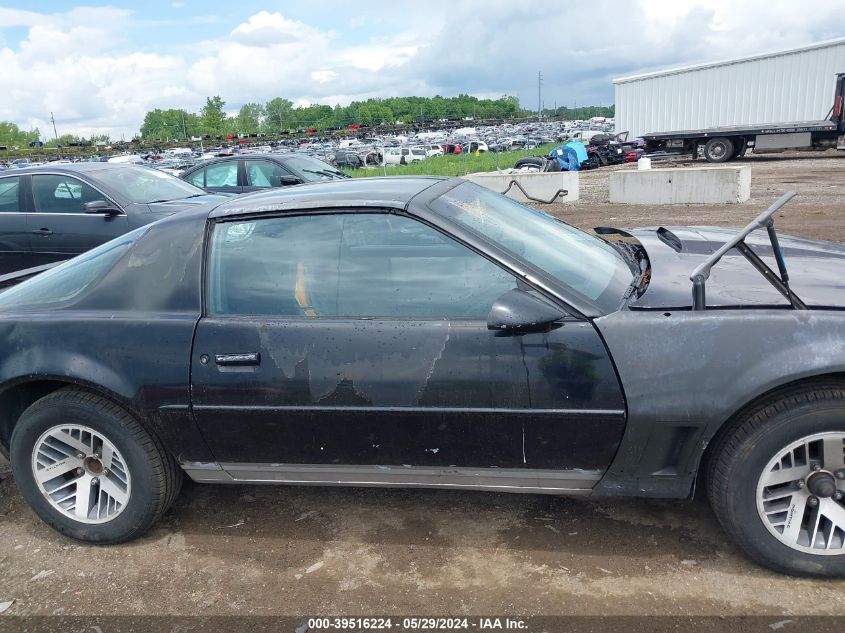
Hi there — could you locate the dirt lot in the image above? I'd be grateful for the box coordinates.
[1,152,845,623]
[553,151,845,241]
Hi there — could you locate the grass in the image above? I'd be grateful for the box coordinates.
[340,143,559,178]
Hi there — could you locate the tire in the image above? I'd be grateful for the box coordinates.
[514,157,544,171]
[10,388,182,544]
[707,385,845,576]
[703,137,734,163]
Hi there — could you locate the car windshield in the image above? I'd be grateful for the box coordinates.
[0,227,147,311]
[284,156,348,181]
[430,181,633,311]
[91,165,206,203]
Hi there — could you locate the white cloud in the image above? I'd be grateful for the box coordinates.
[1,2,844,138]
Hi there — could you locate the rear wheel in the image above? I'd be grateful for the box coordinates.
[707,386,845,576]
[704,137,734,162]
[10,388,181,543]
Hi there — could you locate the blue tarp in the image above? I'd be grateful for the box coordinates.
[549,141,588,171]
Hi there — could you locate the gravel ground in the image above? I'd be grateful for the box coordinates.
[1,152,845,624]
[548,151,845,242]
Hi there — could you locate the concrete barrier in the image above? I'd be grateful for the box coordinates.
[463,171,579,203]
[609,165,751,204]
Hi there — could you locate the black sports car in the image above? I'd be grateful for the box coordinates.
[0,177,844,577]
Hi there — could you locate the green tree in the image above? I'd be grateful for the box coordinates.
[265,97,294,133]
[236,102,264,134]
[201,96,228,136]
[0,121,40,146]
[140,108,199,140]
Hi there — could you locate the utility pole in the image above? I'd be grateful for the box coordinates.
[537,71,543,122]
[181,110,188,141]
[50,112,60,157]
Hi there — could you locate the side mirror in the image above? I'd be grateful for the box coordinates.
[487,288,567,333]
[84,200,121,215]
[279,175,301,186]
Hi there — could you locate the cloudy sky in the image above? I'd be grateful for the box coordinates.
[2,0,845,138]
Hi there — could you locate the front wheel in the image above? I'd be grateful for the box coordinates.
[10,388,182,543]
[707,385,845,576]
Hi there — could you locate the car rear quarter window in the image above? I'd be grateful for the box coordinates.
[0,227,146,311]
[208,213,517,318]
[0,176,20,213]
[187,169,205,188]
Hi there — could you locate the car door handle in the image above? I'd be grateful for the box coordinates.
[31,228,53,236]
[214,352,260,366]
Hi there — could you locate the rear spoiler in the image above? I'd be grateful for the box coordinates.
[0,261,67,290]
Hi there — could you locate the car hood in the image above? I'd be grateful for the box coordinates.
[625,226,845,309]
[147,193,231,214]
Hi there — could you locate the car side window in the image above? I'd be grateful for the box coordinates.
[32,175,107,214]
[208,213,517,318]
[187,169,205,188]
[204,162,238,188]
[245,160,290,188]
[0,176,21,213]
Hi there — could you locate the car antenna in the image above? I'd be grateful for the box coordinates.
[688,191,808,311]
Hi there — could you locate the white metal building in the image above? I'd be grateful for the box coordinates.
[614,39,845,138]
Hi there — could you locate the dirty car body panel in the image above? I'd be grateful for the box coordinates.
[0,177,843,503]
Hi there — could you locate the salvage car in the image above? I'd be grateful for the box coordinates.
[0,178,843,577]
[0,163,227,274]
[180,153,348,195]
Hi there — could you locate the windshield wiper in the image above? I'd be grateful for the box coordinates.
[302,168,345,179]
[147,194,205,203]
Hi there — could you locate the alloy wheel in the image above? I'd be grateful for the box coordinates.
[31,424,131,524]
[756,432,845,554]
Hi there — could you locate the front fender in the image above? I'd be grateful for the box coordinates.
[593,309,845,497]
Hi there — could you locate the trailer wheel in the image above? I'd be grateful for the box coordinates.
[704,137,734,163]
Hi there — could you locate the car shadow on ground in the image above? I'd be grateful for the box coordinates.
[128,479,733,562]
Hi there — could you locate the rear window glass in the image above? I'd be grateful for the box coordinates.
[0,227,147,311]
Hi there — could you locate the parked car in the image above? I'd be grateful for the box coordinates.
[180,153,348,194]
[0,163,227,274]
[422,144,445,157]
[383,147,427,165]
[0,179,843,576]
[332,149,364,169]
[461,141,489,153]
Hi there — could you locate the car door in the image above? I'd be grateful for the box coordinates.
[28,173,128,265]
[242,158,298,192]
[202,160,242,194]
[190,210,625,487]
[0,174,33,274]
